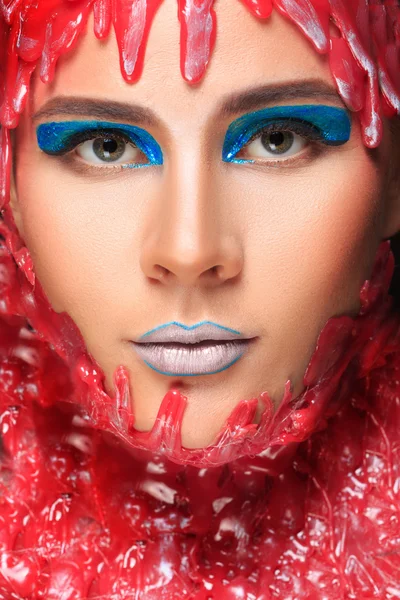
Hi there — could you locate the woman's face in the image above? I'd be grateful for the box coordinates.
[11,1,398,448]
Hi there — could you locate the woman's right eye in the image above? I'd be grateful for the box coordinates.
[36,121,164,168]
[76,135,146,165]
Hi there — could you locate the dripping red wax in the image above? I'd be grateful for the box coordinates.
[0,0,400,597]
[1,233,400,596]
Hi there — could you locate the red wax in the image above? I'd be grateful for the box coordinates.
[0,224,400,596]
[0,1,400,596]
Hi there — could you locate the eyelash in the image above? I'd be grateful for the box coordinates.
[249,120,320,143]
[52,125,320,173]
[233,119,326,165]
[57,131,147,169]
[39,109,348,176]
[36,121,164,174]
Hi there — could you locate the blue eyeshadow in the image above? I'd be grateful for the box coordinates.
[36,120,163,166]
[222,105,351,163]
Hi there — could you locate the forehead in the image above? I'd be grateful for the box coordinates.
[30,0,339,122]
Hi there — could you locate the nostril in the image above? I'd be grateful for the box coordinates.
[153,265,170,281]
[209,265,226,281]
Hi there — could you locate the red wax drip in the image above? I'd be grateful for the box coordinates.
[239,0,273,19]
[329,0,383,147]
[0,127,10,208]
[178,0,217,84]
[273,0,330,53]
[93,0,112,38]
[112,0,164,83]
[329,36,365,112]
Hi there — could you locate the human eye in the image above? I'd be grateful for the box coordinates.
[241,127,309,160]
[222,105,351,165]
[36,120,163,169]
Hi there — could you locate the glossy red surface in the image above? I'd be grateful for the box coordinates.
[1,227,400,597]
[0,1,400,597]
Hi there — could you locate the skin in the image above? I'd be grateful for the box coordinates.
[11,0,400,448]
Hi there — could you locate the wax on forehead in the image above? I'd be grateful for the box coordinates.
[0,0,399,205]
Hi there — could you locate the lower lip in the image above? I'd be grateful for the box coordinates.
[131,339,252,376]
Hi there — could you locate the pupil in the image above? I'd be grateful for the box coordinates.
[269,132,285,148]
[103,138,118,154]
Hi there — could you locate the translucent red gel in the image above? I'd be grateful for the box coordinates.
[0,0,400,597]
[1,225,400,596]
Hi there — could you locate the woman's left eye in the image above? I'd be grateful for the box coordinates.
[76,135,145,165]
[223,106,352,165]
[239,129,308,161]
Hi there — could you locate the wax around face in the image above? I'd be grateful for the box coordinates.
[0,1,400,597]
[0,232,400,597]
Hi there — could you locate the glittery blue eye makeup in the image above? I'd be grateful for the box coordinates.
[222,105,351,164]
[36,120,163,168]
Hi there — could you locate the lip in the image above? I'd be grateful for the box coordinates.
[131,321,254,376]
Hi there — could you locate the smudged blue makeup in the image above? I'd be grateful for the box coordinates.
[36,120,163,167]
[222,105,351,163]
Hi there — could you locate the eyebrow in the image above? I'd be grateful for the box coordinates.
[219,80,342,116]
[33,80,342,125]
[33,98,156,125]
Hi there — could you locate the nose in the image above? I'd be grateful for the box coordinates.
[140,152,243,287]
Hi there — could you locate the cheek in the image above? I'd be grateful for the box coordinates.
[227,149,382,381]
[14,152,159,340]
[244,150,380,286]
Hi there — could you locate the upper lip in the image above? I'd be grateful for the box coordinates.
[134,321,247,344]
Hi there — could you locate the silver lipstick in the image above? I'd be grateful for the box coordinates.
[131,321,253,376]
